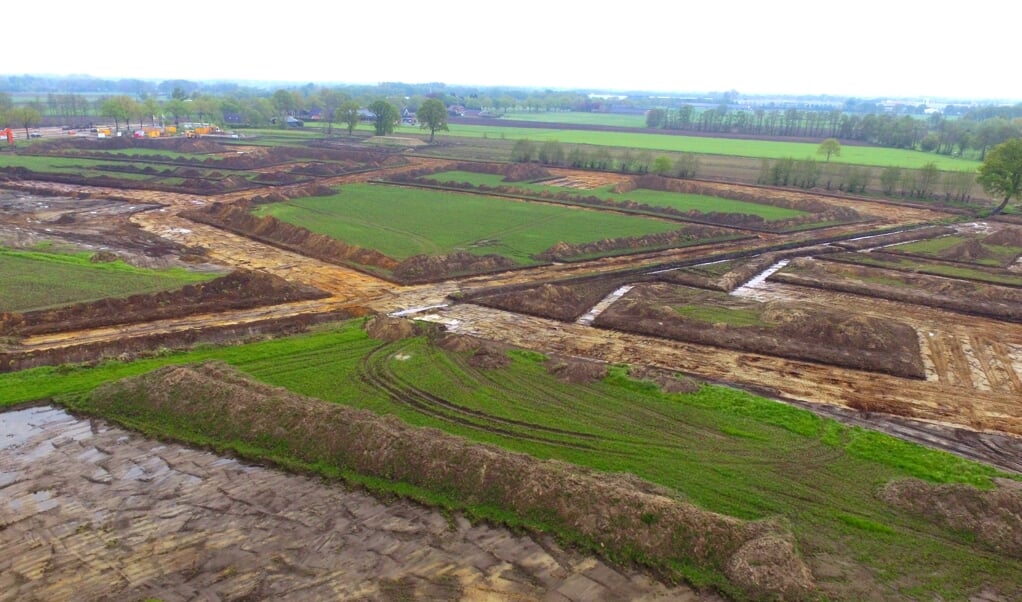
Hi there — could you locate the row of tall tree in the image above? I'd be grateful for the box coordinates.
[646,106,1022,158]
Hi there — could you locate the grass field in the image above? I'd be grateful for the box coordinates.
[0,248,214,312]
[500,111,647,128]
[427,124,980,170]
[3,319,1018,600]
[888,236,1020,267]
[252,183,683,263]
[426,170,807,220]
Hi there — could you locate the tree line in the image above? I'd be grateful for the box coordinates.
[645,106,1022,159]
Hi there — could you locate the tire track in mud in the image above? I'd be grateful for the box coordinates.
[357,343,605,450]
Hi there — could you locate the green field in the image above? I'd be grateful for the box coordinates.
[888,236,1020,267]
[0,248,214,312]
[3,319,1017,600]
[425,124,980,170]
[252,183,683,263]
[426,170,806,220]
[500,111,647,128]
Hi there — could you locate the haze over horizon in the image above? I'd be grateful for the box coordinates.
[5,0,1018,103]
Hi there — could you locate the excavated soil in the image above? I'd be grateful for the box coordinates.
[0,270,328,337]
[878,478,1022,557]
[77,361,815,601]
[0,405,717,602]
[593,283,925,379]
[773,257,1022,323]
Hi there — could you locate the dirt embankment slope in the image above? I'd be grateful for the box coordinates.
[77,361,816,601]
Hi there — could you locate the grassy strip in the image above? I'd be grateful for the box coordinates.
[2,320,1018,599]
[427,124,980,170]
[426,170,806,220]
[0,248,213,312]
[252,183,681,263]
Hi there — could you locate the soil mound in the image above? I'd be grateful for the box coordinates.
[183,202,399,272]
[468,343,511,369]
[364,315,417,342]
[0,270,328,337]
[594,283,925,379]
[390,251,516,283]
[629,366,700,394]
[81,361,815,601]
[502,163,550,182]
[545,358,608,384]
[985,226,1022,247]
[468,278,630,322]
[435,333,482,353]
[939,238,995,262]
[879,478,1022,557]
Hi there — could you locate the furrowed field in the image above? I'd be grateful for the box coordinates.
[0,247,214,312]
[251,183,685,262]
[4,320,1018,599]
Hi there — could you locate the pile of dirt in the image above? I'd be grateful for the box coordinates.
[390,251,516,284]
[831,226,956,251]
[468,343,511,369]
[629,365,701,394]
[364,315,417,342]
[0,270,328,337]
[79,361,815,600]
[939,238,997,263]
[594,283,926,379]
[434,332,483,353]
[536,225,739,262]
[878,478,1022,557]
[468,278,632,322]
[773,258,1022,323]
[545,357,608,384]
[183,202,398,272]
[502,163,550,182]
[985,226,1022,247]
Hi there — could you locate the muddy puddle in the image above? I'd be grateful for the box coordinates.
[0,405,713,602]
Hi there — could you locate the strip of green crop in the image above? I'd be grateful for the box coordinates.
[0,248,214,312]
[3,320,1019,599]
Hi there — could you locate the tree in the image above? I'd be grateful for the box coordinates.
[336,101,361,136]
[368,100,400,136]
[416,98,448,142]
[977,138,1022,215]
[817,138,841,161]
[652,156,672,175]
[8,106,42,139]
[511,138,535,162]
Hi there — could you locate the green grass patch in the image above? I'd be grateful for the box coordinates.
[252,183,681,263]
[424,170,805,221]
[429,124,980,170]
[0,247,214,312]
[3,320,1019,599]
[676,305,770,327]
[501,111,647,128]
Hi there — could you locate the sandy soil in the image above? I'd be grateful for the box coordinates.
[0,405,713,602]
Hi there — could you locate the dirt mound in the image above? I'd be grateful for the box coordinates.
[879,478,1022,557]
[364,316,417,342]
[503,163,550,182]
[0,270,328,337]
[468,278,631,322]
[183,202,398,272]
[629,365,700,394]
[985,226,1022,247]
[435,333,483,353]
[391,252,516,284]
[468,343,511,369]
[594,283,925,379]
[939,238,996,262]
[535,225,738,262]
[79,361,814,601]
[545,358,608,384]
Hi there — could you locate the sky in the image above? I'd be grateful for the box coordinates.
[4,1,1017,102]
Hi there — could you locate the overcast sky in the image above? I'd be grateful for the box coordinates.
[5,1,1016,101]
